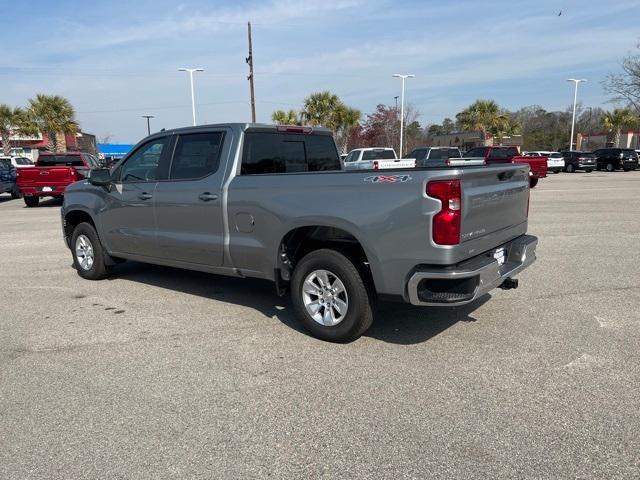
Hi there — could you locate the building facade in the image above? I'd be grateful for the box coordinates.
[3,131,97,161]
[578,131,640,150]
[429,131,523,150]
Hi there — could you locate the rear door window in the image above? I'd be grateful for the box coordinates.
[170,132,224,180]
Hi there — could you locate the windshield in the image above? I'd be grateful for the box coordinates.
[362,149,395,160]
[37,155,85,167]
[579,153,596,158]
[549,153,562,158]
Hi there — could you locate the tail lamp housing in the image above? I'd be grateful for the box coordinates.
[426,179,461,245]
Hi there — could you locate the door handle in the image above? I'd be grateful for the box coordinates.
[198,192,218,202]
[138,192,153,200]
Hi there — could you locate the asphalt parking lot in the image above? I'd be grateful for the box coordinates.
[1,171,639,479]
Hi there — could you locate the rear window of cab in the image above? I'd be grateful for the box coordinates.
[37,155,85,167]
[241,132,341,174]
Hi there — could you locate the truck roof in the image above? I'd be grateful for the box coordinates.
[151,123,334,137]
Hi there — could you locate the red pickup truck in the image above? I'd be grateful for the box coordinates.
[17,152,99,207]
[463,146,547,187]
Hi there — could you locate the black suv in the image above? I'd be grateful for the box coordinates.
[593,148,639,172]
[560,151,596,173]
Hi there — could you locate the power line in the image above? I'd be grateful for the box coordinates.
[76,99,298,114]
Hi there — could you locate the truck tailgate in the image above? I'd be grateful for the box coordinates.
[17,167,77,190]
[460,165,529,245]
[513,156,547,178]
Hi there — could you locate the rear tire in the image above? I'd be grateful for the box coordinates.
[566,163,575,173]
[586,169,593,173]
[606,163,615,172]
[529,177,539,188]
[11,187,21,199]
[71,222,112,280]
[24,196,39,207]
[623,168,630,172]
[553,169,560,174]
[291,249,374,343]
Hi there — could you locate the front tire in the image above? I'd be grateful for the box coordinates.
[291,249,374,342]
[24,196,39,207]
[606,163,615,172]
[529,177,539,188]
[586,169,593,173]
[71,222,112,280]
[11,187,21,199]
[566,163,575,173]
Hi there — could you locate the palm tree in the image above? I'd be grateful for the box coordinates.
[333,106,361,153]
[302,91,342,127]
[602,108,637,147]
[456,99,511,144]
[27,94,79,152]
[0,104,38,156]
[271,109,300,125]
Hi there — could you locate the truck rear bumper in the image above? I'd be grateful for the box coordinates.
[19,186,65,197]
[406,235,537,306]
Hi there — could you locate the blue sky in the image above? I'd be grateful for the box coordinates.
[2,0,639,142]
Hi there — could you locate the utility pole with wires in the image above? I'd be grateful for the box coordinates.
[246,21,256,123]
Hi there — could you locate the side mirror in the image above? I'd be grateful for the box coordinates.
[88,168,112,186]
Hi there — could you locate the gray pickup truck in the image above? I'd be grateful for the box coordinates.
[61,124,537,342]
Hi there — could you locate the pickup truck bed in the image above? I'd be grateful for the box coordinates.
[61,123,537,342]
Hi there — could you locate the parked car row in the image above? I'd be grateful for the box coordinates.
[3,141,640,206]
[0,158,21,198]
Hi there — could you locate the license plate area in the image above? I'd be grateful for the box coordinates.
[493,247,506,265]
[42,186,53,192]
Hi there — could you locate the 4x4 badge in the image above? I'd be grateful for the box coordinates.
[364,175,412,183]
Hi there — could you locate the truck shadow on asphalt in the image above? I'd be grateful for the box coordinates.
[112,262,489,345]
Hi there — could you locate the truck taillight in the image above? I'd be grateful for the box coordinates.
[426,179,461,245]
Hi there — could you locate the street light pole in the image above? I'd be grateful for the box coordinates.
[178,67,204,126]
[393,74,414,157]
[567,78,586,150]
[141,115,154,136]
